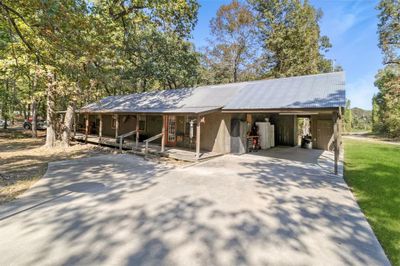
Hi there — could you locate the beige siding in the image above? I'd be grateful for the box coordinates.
[311,113,334,150]
[200,112,231,153]
[101,115,137,137]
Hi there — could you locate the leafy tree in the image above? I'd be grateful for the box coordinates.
[0,0,200,146]
[352,107,372,131]
[202,0,260,84]
[377,0,400,65]
[343,100,352,132]
[372,0,400,137]
[250,0,334,77]
[373,67,400,137]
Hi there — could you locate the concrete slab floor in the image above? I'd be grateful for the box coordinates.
[0,151,389,266]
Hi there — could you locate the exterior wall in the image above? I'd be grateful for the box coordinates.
[85,113,162,142]
[270,115,296,146]
[311,113,334,150]
[145,115,163,137]
[101,115,137,137]
[101,115,114,137]
[200,112,231,153]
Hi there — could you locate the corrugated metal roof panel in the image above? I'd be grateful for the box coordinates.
[223,72,346,109]
[81,106,221,114]
[80,88,194,113]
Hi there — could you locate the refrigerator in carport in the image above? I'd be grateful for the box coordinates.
[256,121,275,149]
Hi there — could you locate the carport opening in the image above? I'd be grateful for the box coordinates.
[230,111,340,174]
[231,112,335,153]
[297,117,312,148]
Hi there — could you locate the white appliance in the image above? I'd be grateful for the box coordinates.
[256,122,275,149]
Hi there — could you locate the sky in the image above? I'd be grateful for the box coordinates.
[191,0,383,110]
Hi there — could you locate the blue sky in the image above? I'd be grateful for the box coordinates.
[191,0,383,110]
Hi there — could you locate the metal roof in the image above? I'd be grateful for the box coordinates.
[223,72,346,110]
[80,72,345,114]
[80,88,197,113]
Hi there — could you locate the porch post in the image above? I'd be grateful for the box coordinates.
[135,114,139,149]
[196,115,201,160]
[99,114,103,143]
[115,114,119,139]
[85,113,89,143]
[161,115,166,153]
[333,111,339,175]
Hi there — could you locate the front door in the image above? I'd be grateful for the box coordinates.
[166,115,177,146]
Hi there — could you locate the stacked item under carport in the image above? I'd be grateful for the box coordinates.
[256,121,275,149]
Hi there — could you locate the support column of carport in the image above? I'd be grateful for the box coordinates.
[196,115,201,160]
[333,109,342,175]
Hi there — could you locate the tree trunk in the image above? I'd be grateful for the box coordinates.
[61,101,76,147]
[31,67,38,138]
[23,105,28,120]
[31,99,37,138]
[11,80,16,126]
[45,72,57,147]
[2,79,9,129]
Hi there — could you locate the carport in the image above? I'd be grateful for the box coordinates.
[225,108,343,174]
[222,72,345,174]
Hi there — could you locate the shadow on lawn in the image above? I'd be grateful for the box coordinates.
[0,153,390,265]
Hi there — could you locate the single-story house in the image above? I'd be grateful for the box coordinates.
[77,71,345,173]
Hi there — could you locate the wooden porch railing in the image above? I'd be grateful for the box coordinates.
[143,132,164,155]
[117,130,138,151]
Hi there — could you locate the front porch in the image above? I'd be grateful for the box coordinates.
[73,133,222,162]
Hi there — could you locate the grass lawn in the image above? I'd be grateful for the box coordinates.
[344,138,400,265]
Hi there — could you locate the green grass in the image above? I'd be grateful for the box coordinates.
[344,138,400,265]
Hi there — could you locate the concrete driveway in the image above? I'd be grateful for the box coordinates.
[0,149,389,266]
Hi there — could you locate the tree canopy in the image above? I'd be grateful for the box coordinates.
[201,0,260,84]
[0,0,200,146]
[372,0,400,138]
[250,0,335,77]
[377,0,400,66]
